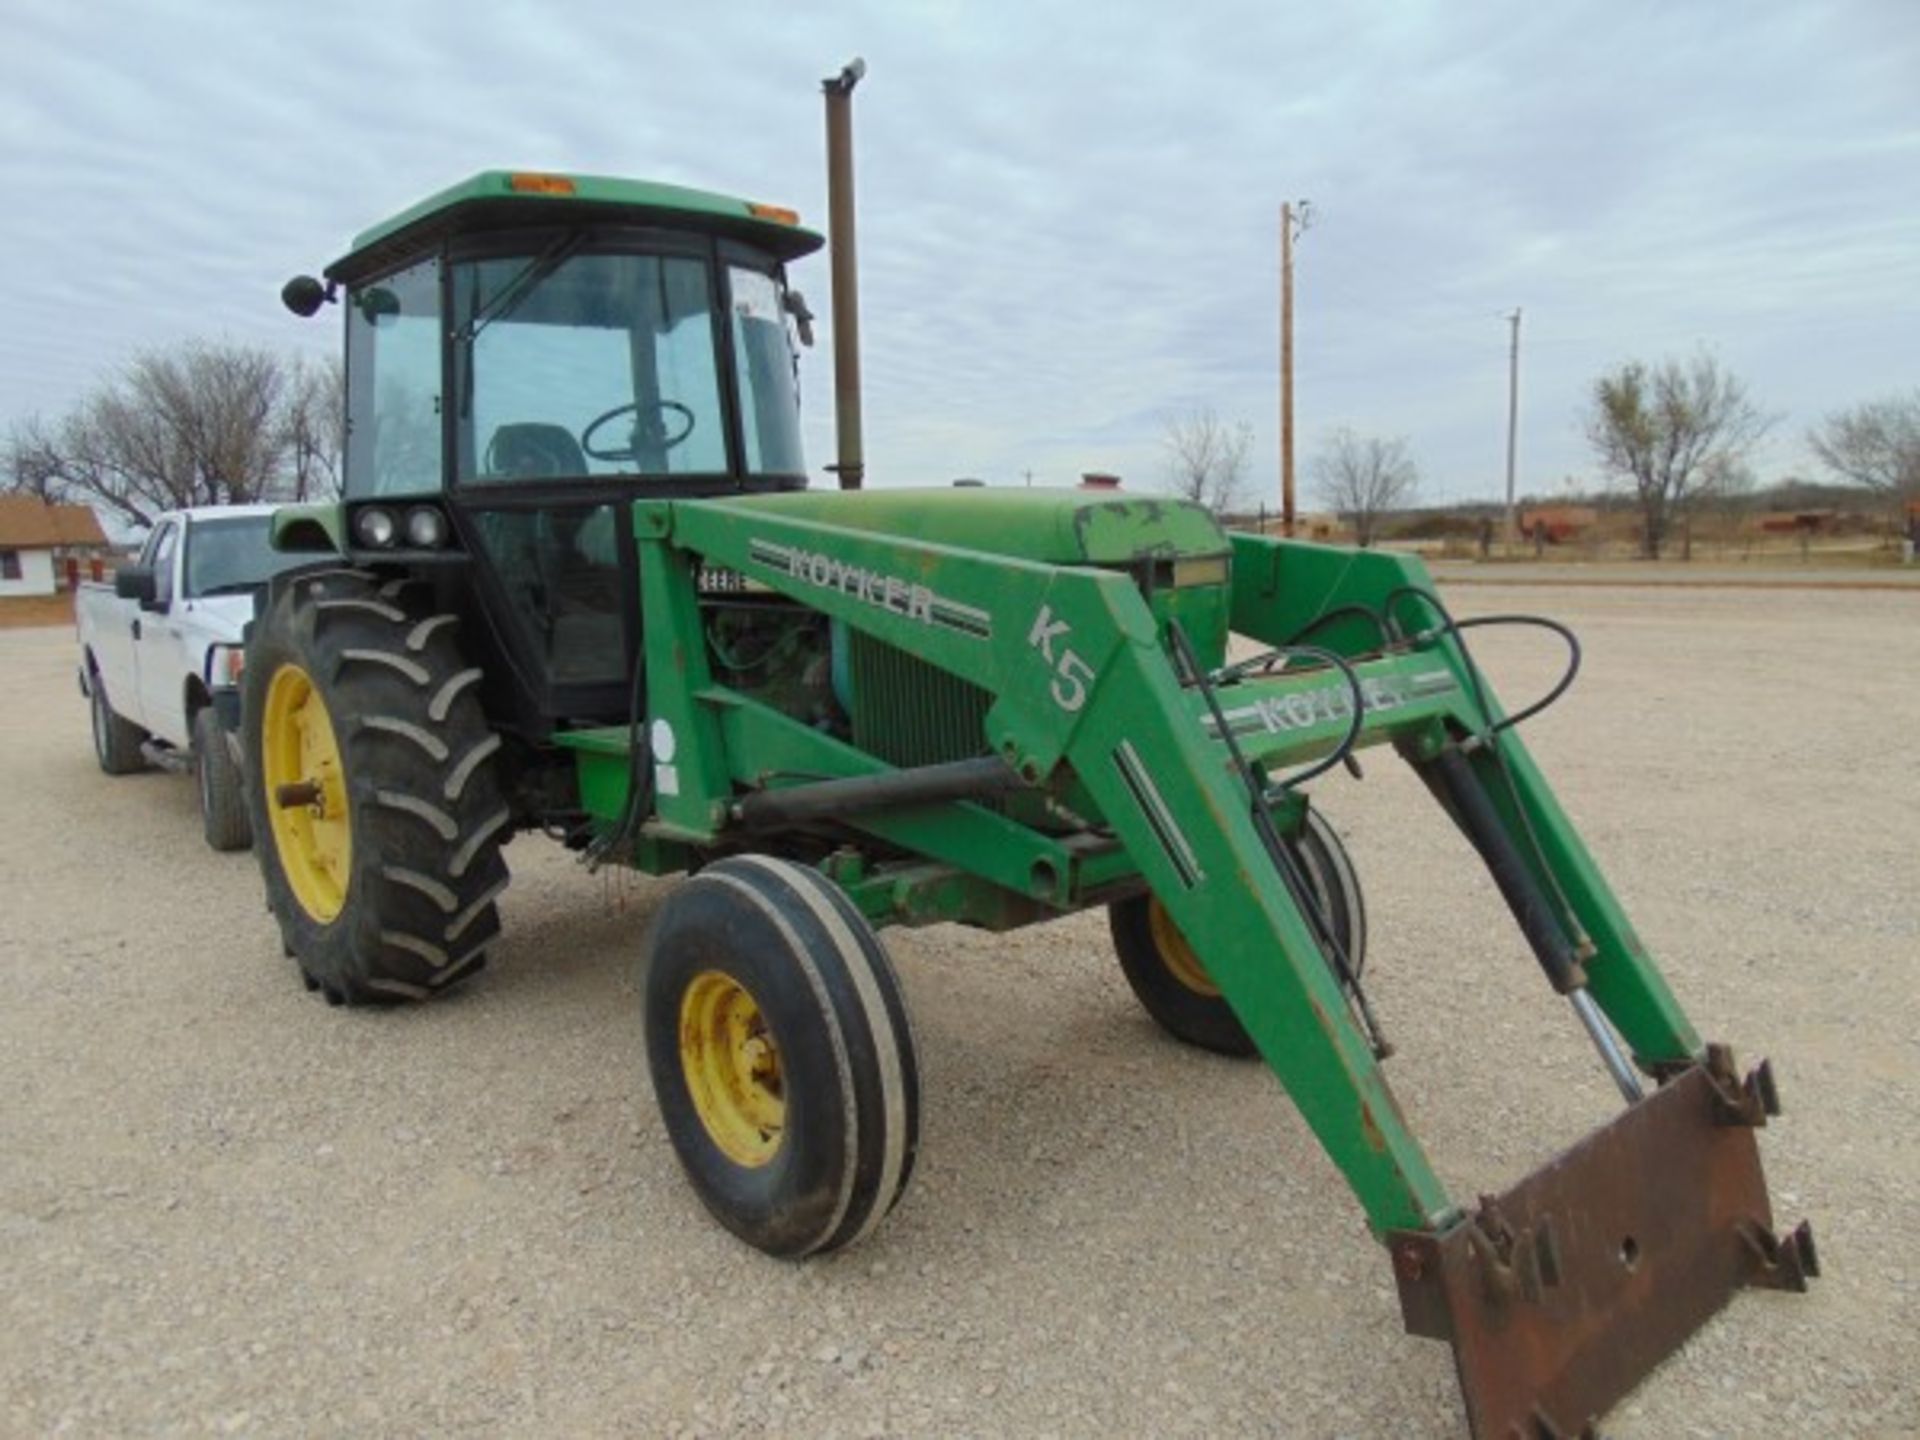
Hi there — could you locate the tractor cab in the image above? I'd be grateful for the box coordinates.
[279,171,823,733]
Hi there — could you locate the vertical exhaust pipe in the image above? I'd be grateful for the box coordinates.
[823,57,866,490]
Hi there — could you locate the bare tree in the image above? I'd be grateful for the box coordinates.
[1162,408,1253,515]
[3,341,342,529]
[1585,353,1772,559]
[281,356,347,502]
[1687,454,1757,560]
[1808,390,1920,520]
[1309,428,1418,547]
[1,416,67,501]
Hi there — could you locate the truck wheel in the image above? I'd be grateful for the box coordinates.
[243,570,511,1005]
[1109,809,1366,1058]
[89,672,147,776]
[193,705,252,852]
[644,855,920,1258]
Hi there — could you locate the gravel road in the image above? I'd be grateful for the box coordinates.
[4,584,1917,1437]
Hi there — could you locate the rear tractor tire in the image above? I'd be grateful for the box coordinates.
[643,855,921,1258]
[89,670,147,776]
[243,570,511,1005]
[193,705,252,852]
[1109,808,1367,1057]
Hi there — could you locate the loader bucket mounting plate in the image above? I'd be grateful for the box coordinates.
[1387,1058,1816,1440]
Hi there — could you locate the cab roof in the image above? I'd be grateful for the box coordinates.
[326,170,825,284]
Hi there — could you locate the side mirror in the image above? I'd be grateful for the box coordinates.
[355,286,401,326]
[785,289,816,348]
[282,274,332,318]
[114,565,158,608]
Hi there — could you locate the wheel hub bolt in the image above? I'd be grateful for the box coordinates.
[274,780,324,811]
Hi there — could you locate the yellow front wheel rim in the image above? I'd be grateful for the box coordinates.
[262,663,352,923]
[1148,898,1221,997]
[680,971,785,1167]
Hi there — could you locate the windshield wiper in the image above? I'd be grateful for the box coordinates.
[456,230,588,346]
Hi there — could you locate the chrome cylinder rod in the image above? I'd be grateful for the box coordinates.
[1571,987,1645,1105]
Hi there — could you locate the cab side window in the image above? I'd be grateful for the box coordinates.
[346,260,444,497]
[148,522,180,608]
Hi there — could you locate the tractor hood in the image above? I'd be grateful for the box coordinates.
[718,487,1231,570]
[718,485,1234,665]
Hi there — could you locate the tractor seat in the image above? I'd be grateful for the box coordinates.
[486,422,588,479]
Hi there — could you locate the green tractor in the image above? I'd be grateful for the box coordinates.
[251,112,1813,1439]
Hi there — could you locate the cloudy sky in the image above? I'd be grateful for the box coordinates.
[4,0,1915,506]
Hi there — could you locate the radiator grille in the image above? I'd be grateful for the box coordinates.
[848,631,993,769]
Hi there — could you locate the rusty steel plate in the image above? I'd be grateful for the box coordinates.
[1387,1061,1815,1440]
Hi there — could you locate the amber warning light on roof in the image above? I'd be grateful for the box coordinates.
[748,202,801,226]
[506,172,578,196]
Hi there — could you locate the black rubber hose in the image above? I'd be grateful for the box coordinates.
[1256,644,1369,794]
[1167,621,1391,1057]
[1213,604,1393,685]
[1282,602,1394,652]
[1442,613,1581,736]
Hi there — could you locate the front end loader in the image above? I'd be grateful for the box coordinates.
[248,115,1814,1436]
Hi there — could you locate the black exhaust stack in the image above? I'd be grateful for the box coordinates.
[823,57,866,490]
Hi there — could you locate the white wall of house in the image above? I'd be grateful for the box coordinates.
[0,547,57,597]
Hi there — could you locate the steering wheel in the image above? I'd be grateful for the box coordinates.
[580,400,696,462]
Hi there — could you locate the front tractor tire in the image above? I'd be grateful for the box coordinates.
[243,570,511,1005]
[644,856,921,1258]
[1109,808,1368,1057]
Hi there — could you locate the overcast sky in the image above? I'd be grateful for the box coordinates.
[4,0,1916,507]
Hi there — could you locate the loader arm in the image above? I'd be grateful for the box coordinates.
[579,500,1814,1438]
[1224,533,1703,1066]
[627,498,1453,1234]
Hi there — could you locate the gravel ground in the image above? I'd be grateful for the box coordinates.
[3,584,1917,1438]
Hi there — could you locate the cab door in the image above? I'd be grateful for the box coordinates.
[446,238,732,727]
[134,519,187,742]
[93,526,160,727]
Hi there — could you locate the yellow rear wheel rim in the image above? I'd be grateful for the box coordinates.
[680,971,785,1167]
[1148,898,1220,997]
[262,663,352,923]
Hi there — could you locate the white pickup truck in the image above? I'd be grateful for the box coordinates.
[77,505,309,850]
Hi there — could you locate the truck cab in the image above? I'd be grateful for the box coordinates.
[275,171,824,739]
[77,504,311,848]
[81,504,303,749]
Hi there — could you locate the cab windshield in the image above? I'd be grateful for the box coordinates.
[449,239,804,484]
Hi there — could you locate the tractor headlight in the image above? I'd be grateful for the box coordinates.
[354,507,397,548]
[404,506,447,548]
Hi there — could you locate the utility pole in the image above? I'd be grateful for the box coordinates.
[1280,202,1311,536]
[1504,307,1522,553]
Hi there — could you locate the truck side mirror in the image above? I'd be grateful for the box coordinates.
[114,565,158,609]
